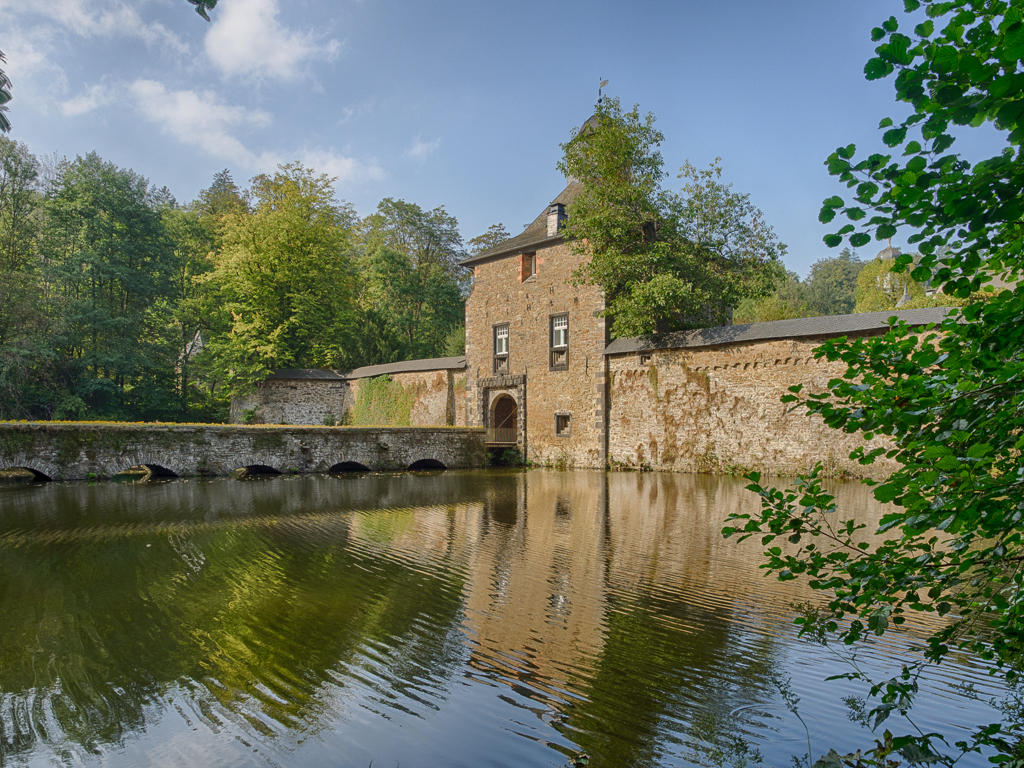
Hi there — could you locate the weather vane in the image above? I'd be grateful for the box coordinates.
[598,79,609,106]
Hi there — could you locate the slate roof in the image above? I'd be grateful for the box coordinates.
[460,181,584,267]
[266,356,466,382]
[604,307,951,355]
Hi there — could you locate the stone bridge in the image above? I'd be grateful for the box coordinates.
[0,422,486,481]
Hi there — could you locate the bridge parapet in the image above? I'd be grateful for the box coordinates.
[0,422,486,481]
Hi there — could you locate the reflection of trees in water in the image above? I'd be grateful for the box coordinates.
[0,471,906,766]
[0,503,469,760]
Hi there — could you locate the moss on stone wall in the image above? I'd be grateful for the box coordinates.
[0,429,34,461]
[350,376,419,426]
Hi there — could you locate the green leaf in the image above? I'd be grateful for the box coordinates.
[865,57,895,80]
[883,127,908,146]
[1003,26,1024,61]
[850,232,871,247]
[931,45,959,73]
[879,117,894,128]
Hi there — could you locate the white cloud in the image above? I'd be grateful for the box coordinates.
[129,80,384,187]
[59,83,113,116]
[129,79,274,168]
[297,148,384,186]
[406,135,441,160]
[0,0,189,55]
[204,0,341,81]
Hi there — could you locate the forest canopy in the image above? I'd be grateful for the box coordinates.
[0,141,472,422]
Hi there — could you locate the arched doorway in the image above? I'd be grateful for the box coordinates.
[488,394,518,445]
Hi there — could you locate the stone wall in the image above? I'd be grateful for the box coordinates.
[606,332,897,478]
[0,422,486,481]
[231,366,466,428]
[232,378,353,426]
[464,242,609,467]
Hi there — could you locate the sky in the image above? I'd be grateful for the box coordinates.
[0,0,1007,278]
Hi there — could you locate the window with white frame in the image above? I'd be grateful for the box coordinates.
[494,324,509,373]
[549,314,568,371]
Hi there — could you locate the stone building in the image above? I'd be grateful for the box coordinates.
[232,126,952,478]
[461,180,613,468]
[459,179,947,476]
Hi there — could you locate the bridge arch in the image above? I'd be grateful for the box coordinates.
[408,459,446,470]
[113,464,179,481]
[1,466,52,481]
[329,461,371,473]
[234,464,281,478]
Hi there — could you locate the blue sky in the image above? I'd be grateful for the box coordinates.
[0,0,1004,277]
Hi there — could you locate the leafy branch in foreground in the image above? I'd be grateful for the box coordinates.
[726,0,1024,765]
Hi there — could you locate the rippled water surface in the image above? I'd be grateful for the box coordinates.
[0,470,1006,767]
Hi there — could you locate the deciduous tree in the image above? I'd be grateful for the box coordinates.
[558,98,785,338]
[205,163,359,396]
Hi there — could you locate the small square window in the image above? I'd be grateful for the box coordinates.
[555,413,572,437]
[639,353,652,366]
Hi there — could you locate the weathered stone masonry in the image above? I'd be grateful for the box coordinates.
[231,357,467,428]
[0,422,486,481]
[601,309,948,478]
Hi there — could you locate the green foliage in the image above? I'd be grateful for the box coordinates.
[353,198,467,365]
[804,248,865,316]
[467,223,510,255]
[729,1,1024,763]
[350,375,417,426]
[41,152,180,420]
[205,163,359,396]
[557,98,786,338]
[734,266,817,323]
[0,51,10,134]
[854,256,927,312]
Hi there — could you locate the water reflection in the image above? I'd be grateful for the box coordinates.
[0,471,1003,767]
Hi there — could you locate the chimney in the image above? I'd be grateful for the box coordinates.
[546,203,566,237]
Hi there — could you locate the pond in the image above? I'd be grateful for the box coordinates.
[0,470,1006,767]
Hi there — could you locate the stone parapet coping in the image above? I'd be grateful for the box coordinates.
[604,307,952,356]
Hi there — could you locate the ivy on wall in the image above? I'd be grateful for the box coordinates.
[349,376,419,426]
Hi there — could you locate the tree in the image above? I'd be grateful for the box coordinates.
[854,254,927,312]
[354,198,467,365]
[41,152,178,419]
[0,51,11,134]
[727,1,1024,764]
[0,137,49,418]
[467,223,511,256]
[803,248,864,315]
[557,98,785,338]
[187,0,218,21]
[205,163,359,396]
[359,198,469,294]
[733,265,816,323]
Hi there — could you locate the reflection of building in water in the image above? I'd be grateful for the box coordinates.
[458,471,609,701]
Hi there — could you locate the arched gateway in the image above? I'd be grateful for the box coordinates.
[488,394,518,445]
